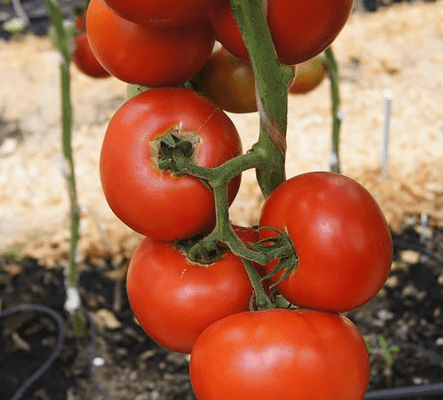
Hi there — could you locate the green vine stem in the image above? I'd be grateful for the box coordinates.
[324,46,342,173]
[230,0,292,197]
[160,0,296,308]
[158,133,297,309]
[44,0,85,331]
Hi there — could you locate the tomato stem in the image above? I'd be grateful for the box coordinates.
[242,259,275,310]
[43,0,85,333]
[230,0,292,197]
[324,47,342,173]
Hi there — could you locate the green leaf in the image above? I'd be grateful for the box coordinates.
[383,351,395,366]
[4,243,27,262]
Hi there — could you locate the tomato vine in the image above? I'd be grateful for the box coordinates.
[43,0,85,332]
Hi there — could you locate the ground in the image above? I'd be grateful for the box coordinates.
[0,1,442,399]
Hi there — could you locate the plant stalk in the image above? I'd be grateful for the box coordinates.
[324,47,341,173]
[230,0,291,197]
[43,0,85,331]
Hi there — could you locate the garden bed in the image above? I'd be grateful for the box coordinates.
[0,1,442,399]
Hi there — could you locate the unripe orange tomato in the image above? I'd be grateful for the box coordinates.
[193,47,257,114]
[289,55,327,94]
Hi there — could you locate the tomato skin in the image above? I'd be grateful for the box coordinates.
[100,87,242,241]
[126,226,258,354]
[259,172,392,312]
[102,0,227,27]
[86,0,215,86]
[75,14,86,31]
[190,308,370,400]
[71,33,110,79]
[210,0,353,65]
[289,55,327,94]
[193,47,257,114]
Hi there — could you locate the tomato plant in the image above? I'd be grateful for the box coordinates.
[86,0,215,86]
[209,0,353,65]
[102,0,227,26]
[71,33,110,79]
[190,308,370,400]
[192,47,257,113]
[289,54,327,94]
[126,226,258,354]
[259,172,392,312]
[100,87,243,241]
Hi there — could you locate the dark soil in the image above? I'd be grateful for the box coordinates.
[0,224,442,400]
[1,1,442,399]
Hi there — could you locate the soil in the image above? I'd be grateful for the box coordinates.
[1,227,442,400]
[0,0,443,399]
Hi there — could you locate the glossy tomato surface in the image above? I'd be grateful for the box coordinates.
[72,33,110,79]
[126,226,258,354]
[100,87,242,241]
[190,308,370,400]
[210,0,353,65]
[193,47,257,113]
[86,0,215,86]
[289,55,327,94]
[259,172,392,312]
[102,0,227,26]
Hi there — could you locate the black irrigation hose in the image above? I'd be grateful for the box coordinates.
[365,382,443,399]
[390,340,443,366]
[0,304,111,400]
[364,340,443,399]
[1,303,443,400]
[0,304,65,400]
[392,238,443,264]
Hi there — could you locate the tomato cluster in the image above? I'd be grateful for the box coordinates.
[89,1,393,399]
[83,0,353,111]
[71,12,110,79]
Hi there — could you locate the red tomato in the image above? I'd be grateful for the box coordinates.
[209,0,353,65]
[75,14,86,31]
[100,87,243,241]
[126,226,258,354]
[259,172,392,312]
[190,308,370,400]
[71,33,110,79]
[289,55,327,94]
[86,0,215,86]
[102,0,227,26]
[193,47,257,114]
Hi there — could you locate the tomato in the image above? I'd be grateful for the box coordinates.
[100,87,243,241]
[75,14,86,31]
[102,0,227,27]
[190,308,370,400]
[86,0,215,86]
[126,226,258,354]
[289,54,327,94]
[209,0,353,65]
[71,33,110,79]
[193,47,257,114]
[259,172,392,312]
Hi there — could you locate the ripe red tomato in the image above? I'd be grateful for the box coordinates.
[193,47,257,114]
[86,0,215,86]
[100,87,243,241]
[190,308,370,400]
[71,33,110,79]
[289,55,327,94]
[209,0,353,65]
[75,14,86,31]
[259,172,392,312]
[126,226,258,354]
[102,0,227,26]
